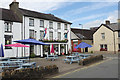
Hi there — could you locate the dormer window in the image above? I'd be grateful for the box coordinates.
[29,18,34,26]
[5,22,12,32]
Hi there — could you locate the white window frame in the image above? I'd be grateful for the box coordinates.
[64,24,67,30]
[101,33,105,39]
[5,22,12,32]
[29,18,34,26]
[29,30,34,38]
[40,20,44,27]
[40,31,44,40]
[57,23,61,29]
[58,32,61,40]
[5,35,12,49]
[49,21,53,29]
[49,31,53,40]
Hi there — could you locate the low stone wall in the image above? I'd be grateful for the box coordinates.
[2,65,58,79]
[79,55,103,66]
[94,51,119,54]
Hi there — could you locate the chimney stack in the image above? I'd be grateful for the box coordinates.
[13,0,16,2]
[105,20,110,25]
[9,0,19,10]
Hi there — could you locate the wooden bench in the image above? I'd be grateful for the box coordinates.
[21,62,36,68]
[78,54,92,59]
[0,61,23,71]
[64,56,80,64]
[9,59,29,63]
[46,55,58,61]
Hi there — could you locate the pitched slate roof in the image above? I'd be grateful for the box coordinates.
[103,23,119,31]
[71,28,95,40]
[0,8,21,22]
[95,23,120,32]
[18,8,72,24]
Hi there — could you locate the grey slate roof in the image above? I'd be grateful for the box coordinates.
[93,23,120,35]
[0,8,21,22]
[71,28,95,40]
[107,23,119,31]
[102,23,120,31]
[19,8,72,24]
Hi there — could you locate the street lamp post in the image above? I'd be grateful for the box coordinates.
[79,24,84,53]
[79,24,83,40]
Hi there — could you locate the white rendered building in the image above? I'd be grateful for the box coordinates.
[0,1,72,57]
[0,8,22,57]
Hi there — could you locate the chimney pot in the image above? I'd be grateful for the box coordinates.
[105,20,110,25]
[13,0,16,2]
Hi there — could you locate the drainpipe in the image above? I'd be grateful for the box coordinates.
[113,31,116,54]
[24,16,25,39]
[24,16,26,56]
[21,20,23,57]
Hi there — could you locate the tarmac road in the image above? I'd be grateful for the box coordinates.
[53,57,118,78]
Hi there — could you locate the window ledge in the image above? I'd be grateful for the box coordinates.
[5,31,12,33]
[5,48,12,49]
[40,26,44,27]
[101,39,105,40]
[29,25,34,26]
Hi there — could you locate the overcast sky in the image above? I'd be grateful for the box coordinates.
[0,0,119,29]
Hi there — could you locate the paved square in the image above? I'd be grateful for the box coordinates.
[31,56,82,73]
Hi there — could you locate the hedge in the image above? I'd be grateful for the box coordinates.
[2,65,58,79]
[79,55,103,66]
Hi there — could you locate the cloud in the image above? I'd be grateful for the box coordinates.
[20,2,69,12]
[72,0,119,2]
[61,2,117,18]
[0,0,118,13]
[81,10,118,29]
[71,13,107,22]
[106,10,118,22]
[0,0,73,12]
[83,20,103,29]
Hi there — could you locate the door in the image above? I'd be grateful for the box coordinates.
[30,45,34,54]
[85,47,88,52]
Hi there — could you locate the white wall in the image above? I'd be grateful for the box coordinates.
[23,16,71,56]
[0,20,4,44]
[71,31,79,40]
[0,20,22,57]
